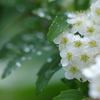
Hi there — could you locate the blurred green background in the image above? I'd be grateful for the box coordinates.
[0,0,93,100]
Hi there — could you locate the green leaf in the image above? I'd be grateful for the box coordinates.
[1,32,55,79]
[2,56,24,79]
[74,0,90,10]
[53,89,84,100]
[36,53,61,94]
[47,11,70,42]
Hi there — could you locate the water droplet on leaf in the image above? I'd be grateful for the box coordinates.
[47,58,52,63]
[37,51,42,55]
[21,57,26,61]
[16,62,21,67]
[24,47,30,52]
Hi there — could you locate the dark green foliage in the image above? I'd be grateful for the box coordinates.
[47,11,70,42]
[74,0,90,10]
[1,32,55,79]
[61,78,89,97]
[36,53,61,94]
[53,89,84,100]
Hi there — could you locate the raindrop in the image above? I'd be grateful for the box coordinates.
[61,17,63,20]
[46,15,51,20]
[6,43,13,49]
[43,46,52,51]
[56,16,58,18]
[33,8,45,18]
[58,63,61,66]
[22,34,32,41]
[24,47,30,52]
[36,32,44,39]
[41,89,43,92]
[28,57,32,60]
[57,25,59,27]
[60,28,63,32]
[32,49,36,53]
[16,4,25,12]
[29,44,34,49]
[16,62,21,67]
[56,22,58,24]
[21,57,26,61]
[78,88,81,90]
[50,70,55,73]
[10,68,15,73]
[37,51,42,55]
[47,58,52,63]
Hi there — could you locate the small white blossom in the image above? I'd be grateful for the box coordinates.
[67,13,88,34]
[64,62,87,82]
[89,81,100,98]
[83,55,100,98]
[90,0,100,23]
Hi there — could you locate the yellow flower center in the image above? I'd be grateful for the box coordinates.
[74,41,82,48]
[95,8,100,15]
[66,53,73,60]
[61,37,68,44]
[81,54,89,62]
[89,40,97,47]
[87,27,94,34]
[70,66,79,74]
[75,21,82,26]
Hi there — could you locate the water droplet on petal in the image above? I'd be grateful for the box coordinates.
[16,62,21,67]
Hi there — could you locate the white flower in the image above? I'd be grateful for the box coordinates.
[58,33,74,51]
[60,50,74,67]
[82,64,100,79]
[90,0,100,23]
[53,0,100,90]
[60,46,81,66]
[87,39,100,55]
[76,52,95,69]
[78,19,99,37]
[64,62,87,82]
[82,55,100,98]
[83,55,100,79]
[53,32,68,45]
[67,12,88,34]
[95,55,100,66]
[89,81,100,98]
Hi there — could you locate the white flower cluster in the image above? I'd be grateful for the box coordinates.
[83,56,100,98]
[53,0,100,82]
